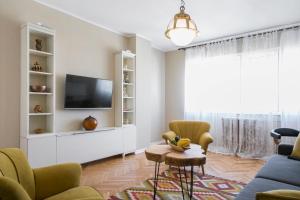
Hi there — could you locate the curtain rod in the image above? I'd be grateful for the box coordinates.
[179,22,300,51]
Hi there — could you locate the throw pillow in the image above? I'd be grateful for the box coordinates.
[290,134,300,160]
[256,190,300,200]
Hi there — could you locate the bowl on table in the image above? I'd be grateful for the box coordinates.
[168,142,190,152]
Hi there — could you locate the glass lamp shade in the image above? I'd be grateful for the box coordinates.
[165,11,198,46]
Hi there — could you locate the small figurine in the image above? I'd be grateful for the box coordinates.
[33,105,42,113]
[32,61,42,71]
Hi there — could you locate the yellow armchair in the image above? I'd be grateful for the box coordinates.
[0,148,103,200]
[162,120,214,154]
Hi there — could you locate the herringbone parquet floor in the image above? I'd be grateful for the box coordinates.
[81,152,265,199]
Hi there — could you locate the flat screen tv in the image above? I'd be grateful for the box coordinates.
[64,74,113,109]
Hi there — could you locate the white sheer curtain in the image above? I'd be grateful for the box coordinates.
[279,28,300,145]
[237,32,279,157]
[185,29,300,158]
[185,39,241,154]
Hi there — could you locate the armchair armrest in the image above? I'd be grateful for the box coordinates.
[33,163,81,200]
[271,128,299,140]
[162,131,177,144]
[199,132,214,154]
[0,177,31,200]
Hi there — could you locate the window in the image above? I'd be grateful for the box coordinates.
[185,48,280,114]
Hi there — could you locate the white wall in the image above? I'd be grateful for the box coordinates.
[0,0,166,148]
[150,48,165,142]
[129,36,166,148]
[165,50,186,128]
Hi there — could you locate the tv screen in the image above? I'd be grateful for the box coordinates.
[64,74,113,109]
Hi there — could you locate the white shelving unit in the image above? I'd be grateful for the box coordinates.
[20,23,56,167]
[115,51,137,155]
[115,51,136,127]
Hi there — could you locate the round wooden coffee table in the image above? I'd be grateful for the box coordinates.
[145,144,206,200]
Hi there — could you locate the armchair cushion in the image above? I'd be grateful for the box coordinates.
[34,163,82,200]
[278,144,294,156]
[44,186,103,200]
[256,190,300,200]
[0,177,31,200]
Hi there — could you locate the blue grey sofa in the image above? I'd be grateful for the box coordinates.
[236,129,300,200]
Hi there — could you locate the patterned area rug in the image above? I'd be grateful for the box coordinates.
[109,169,246,200]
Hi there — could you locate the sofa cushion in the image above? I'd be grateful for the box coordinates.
[44,186,103,200]
[255,155,300,187]
[235,178,300,200]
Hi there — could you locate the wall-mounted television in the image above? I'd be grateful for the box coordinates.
[64,74,113,109]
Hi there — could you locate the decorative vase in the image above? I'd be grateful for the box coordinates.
[82,116,98,131]
[35,39,42,51]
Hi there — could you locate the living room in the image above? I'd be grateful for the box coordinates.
[0,0,300,199]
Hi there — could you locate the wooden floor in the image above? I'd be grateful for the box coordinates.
[81,152,265,199]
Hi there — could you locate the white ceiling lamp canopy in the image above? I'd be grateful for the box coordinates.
[165,0,199,47]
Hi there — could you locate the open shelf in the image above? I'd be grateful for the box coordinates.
[29,113,52,116]
[29,71,53,76]
[123,68,134,72]
[29,92,53,95]
[29,49,53,57]
[123,110,134,113]
[123,83,134,86]
[27,132,56,139]
[123,97,135,99]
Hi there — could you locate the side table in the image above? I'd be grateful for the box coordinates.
[165,144,206,200]
[145,145,171,199]
[145,144,206,200]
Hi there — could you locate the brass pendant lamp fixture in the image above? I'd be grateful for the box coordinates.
[165,0,199,46]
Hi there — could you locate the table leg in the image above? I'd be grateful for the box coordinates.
[153,162,160,200]
[178,167,185,200]
[201,165,205,175]
[189,165,194,200]
[183,166,189,194]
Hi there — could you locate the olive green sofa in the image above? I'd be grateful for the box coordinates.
[0,148,103,200]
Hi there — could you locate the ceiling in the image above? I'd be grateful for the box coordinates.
[35,0,300,51]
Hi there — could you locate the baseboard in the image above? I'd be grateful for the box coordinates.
[135,140,164,154]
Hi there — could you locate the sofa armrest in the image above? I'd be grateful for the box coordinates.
[162,131,177,143]
[199,132,214,154]
[278,144,294,156]
[0,177,31,200]
[33,163,81,200]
